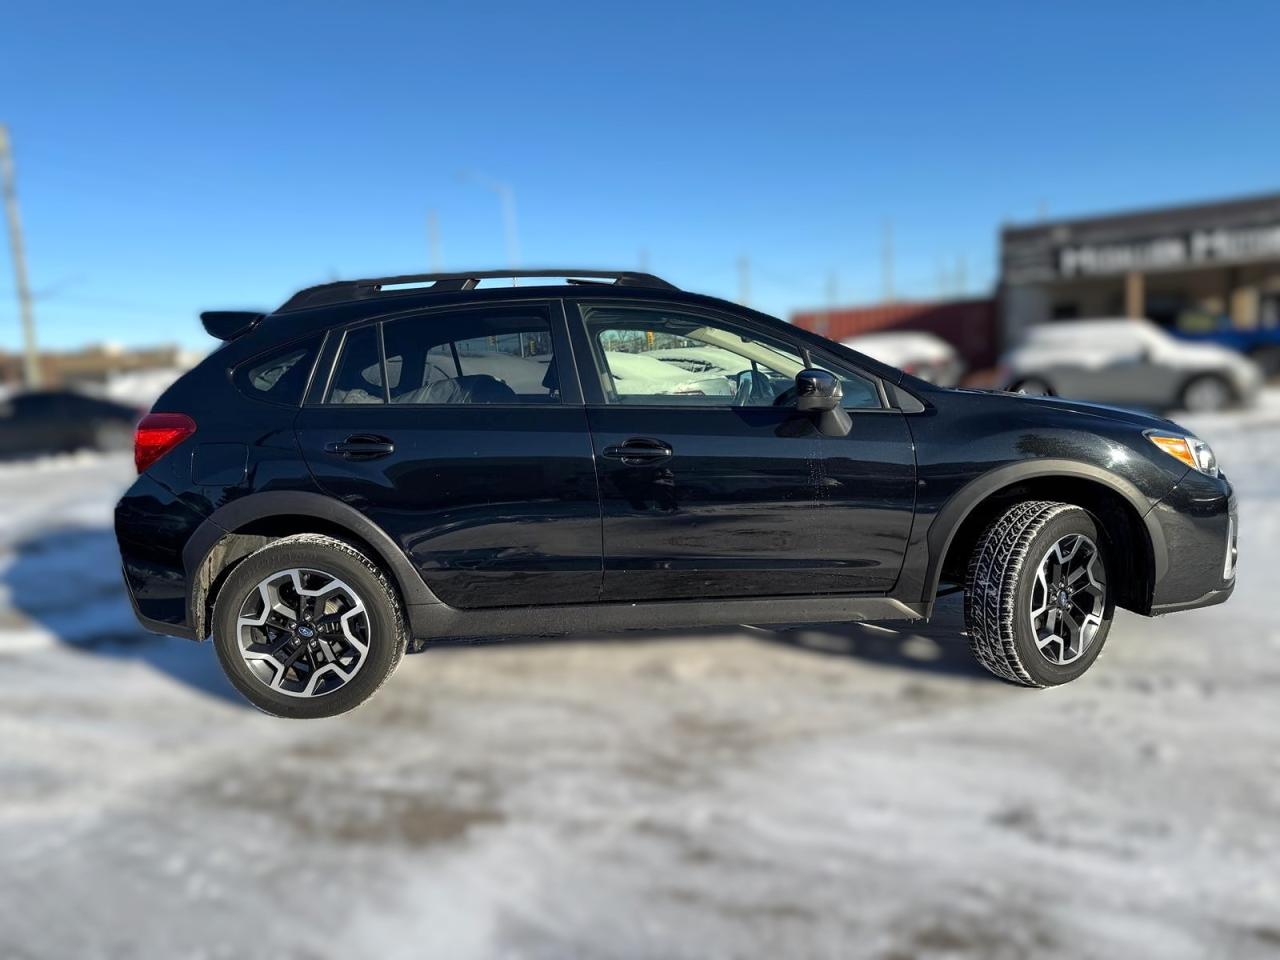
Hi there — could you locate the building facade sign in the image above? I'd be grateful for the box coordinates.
[1058,222,1280,277]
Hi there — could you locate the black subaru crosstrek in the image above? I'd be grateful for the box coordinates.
[115,270,1238,718]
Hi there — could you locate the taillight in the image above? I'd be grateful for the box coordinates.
[135,413,196,473]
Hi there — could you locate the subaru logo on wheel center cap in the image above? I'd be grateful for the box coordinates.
[297,624,315,638]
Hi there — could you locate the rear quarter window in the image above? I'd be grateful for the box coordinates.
[234,336,321,406]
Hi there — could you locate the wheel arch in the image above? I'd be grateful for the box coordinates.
[927,460,1167,616]
[182,492,440,640]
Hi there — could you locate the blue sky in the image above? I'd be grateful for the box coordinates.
[2,0,1278,350]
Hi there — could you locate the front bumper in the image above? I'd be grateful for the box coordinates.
[1146,470,1237,614]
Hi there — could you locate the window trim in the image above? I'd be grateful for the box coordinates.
[568,299,890,412]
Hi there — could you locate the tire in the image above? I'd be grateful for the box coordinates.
[211,534,407,718]
[965,501,1114,687]
[1010,377,1053,397]
[1180,374,1234,413]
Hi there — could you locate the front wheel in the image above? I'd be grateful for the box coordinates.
[965,501,1113,687]
[211,534,406,718]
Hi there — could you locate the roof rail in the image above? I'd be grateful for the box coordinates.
[278,269,678,312]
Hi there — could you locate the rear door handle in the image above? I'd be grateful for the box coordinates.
[324,434,395,460]
[602,437,674,465]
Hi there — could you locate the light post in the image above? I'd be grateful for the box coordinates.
[461,171,521,283]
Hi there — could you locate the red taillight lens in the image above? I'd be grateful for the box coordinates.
[134,413,196,473]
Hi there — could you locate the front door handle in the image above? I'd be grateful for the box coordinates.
[602,437,674,465]
[325,434,395,460]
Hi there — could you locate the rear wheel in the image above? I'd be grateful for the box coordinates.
[965,501,1113,687]
[211,534,406,718]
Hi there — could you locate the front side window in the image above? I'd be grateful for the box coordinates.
[582,305,881,408]
[381,307,559,405]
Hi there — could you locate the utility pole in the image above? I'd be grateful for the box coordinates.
[956,254,968,297]
[737,255,751,307]
[881,219,894,303]
[0,124,40,388]
[426,209,442,272]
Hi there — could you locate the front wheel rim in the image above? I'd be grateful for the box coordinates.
[1028,534,1106,666]
[235,568,370,697]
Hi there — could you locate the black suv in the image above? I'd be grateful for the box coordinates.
[115,270,1238,717]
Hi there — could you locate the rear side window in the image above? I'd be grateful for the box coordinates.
[235,336,320,406]
[380,306,559,405]
[327,327,385,404]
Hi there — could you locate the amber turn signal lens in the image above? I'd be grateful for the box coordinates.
[1148,434,1197,470]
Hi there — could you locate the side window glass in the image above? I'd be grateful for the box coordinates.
[327,327,385,404]
[382,307,558,405]
[582,305,881,409]
[234,336,320,406]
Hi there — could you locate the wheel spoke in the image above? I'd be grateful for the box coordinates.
[1029,533,1106,666]
[235,567,371,699]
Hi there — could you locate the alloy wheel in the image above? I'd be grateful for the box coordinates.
[235,568,370,697]
[1028,534,1106,665]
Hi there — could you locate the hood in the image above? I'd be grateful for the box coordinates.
[953,387,1187,433]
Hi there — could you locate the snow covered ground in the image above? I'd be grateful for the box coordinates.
[0,397,1276,959]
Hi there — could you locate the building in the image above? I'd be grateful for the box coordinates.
[790,297,999,371]
[1000,191,1280,344]
[0,343,197,391]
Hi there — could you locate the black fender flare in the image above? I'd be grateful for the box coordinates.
[921,458,1169,604]
[182,491,442,637]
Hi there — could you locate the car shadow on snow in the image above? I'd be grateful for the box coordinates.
[1,524,245,706]
[2,523,984,709]
[756,592,989,679]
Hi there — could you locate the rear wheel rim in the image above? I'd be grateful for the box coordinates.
[1028,535,1106,666]
[1185,378,1230,412]
[235,568,370,697]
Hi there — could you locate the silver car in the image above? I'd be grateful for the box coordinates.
[998,318,1262,412]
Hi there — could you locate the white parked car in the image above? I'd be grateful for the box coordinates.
[841,331,965,386]
[998,318,1262,412]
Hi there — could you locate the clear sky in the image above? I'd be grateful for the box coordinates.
[2,0,1278,350]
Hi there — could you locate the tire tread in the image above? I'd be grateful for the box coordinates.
[964,501,1081,687]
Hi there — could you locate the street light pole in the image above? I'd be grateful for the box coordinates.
[461,172,521,283]
[0,124,40,388]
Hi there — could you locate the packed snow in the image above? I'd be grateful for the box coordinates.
[0,395,1276,959]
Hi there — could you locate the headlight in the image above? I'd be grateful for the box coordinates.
[1146,432,1219,478]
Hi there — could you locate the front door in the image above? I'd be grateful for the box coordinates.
[568,300,917,602]
[296,301,602,609]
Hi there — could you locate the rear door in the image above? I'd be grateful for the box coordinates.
[567,299,917,602]
[295,300,602,609]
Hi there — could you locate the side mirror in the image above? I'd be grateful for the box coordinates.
[795,369,842,412]
[793,369,852,437]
